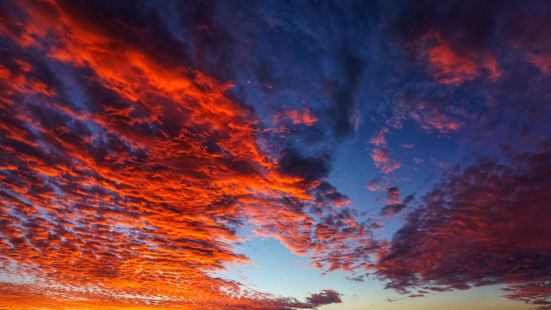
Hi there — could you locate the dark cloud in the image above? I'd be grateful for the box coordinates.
[391,0,551,56]
[380,187,412,217]
[376,145,551,307]
[311,208,381,272]
[374,0,551,150]
[328,50,365,139]
[306,289,343,307]
[311,181,350,208]
[380,204,405,217]
[278,149,331,183]
[244,289,342,310]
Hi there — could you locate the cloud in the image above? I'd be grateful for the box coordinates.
[387,101,466,134]
[278,149,331,182]
[407,102,464,133]
[388,1,507,86]
[380,187,411,217]
[4,0,551,308]
[306,289,343,307]
[312,181,351,208]
[386,187,400,206]
[424,33,501,85]
[327,51,365,139]
[310,208,382,272]
[413,157,424,165]
[369,128,400,174]
[375,145,551,307]
[0,1,377,308]
[371,148,401,174]
[373,0,551,154]
[526,53,551,74]
[366,178,383,191]
[0,282,342,310]
[276,108,318,127]
[388,0,551,87]
[242,289,342,310]
[381,203,405,218]
[369,127,388,146]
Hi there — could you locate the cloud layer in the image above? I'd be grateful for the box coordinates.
[2,0,551,309]
[376,146,551,308]
[0,1,376,308]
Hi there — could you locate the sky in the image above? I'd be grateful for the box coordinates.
[0,0,550,309]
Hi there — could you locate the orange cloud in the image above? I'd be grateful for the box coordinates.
[425,33,501,85]
[0,1,375,308]
[274,108,318,126]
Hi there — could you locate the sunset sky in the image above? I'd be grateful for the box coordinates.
[0,1,550,309]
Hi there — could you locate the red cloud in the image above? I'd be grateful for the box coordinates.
[310,208,382,272]
[526,53,551,74]
[366,178,383,192]
[369,128,400,174]
[408,102,464,133]
[0,62,55,99]
[371,148,401,174]
[427,40,478,85]
[380,187,411,217]
[0,1,376,308]
[278,108,318,126]
[386,186,400,206]
[387,101,468,134]
[369,127,388,146]
[375,146,551,308]
[424,33,501,85]
[0,282,343,310]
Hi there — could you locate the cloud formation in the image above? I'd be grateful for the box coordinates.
[2,0,551,309]
[0,1,376,308]
[376,145,551,308]
[380,187,412,217]
[280,109,318,127]
[369,128,400,174]
[306,290,342,307]
[424,32,501,85]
